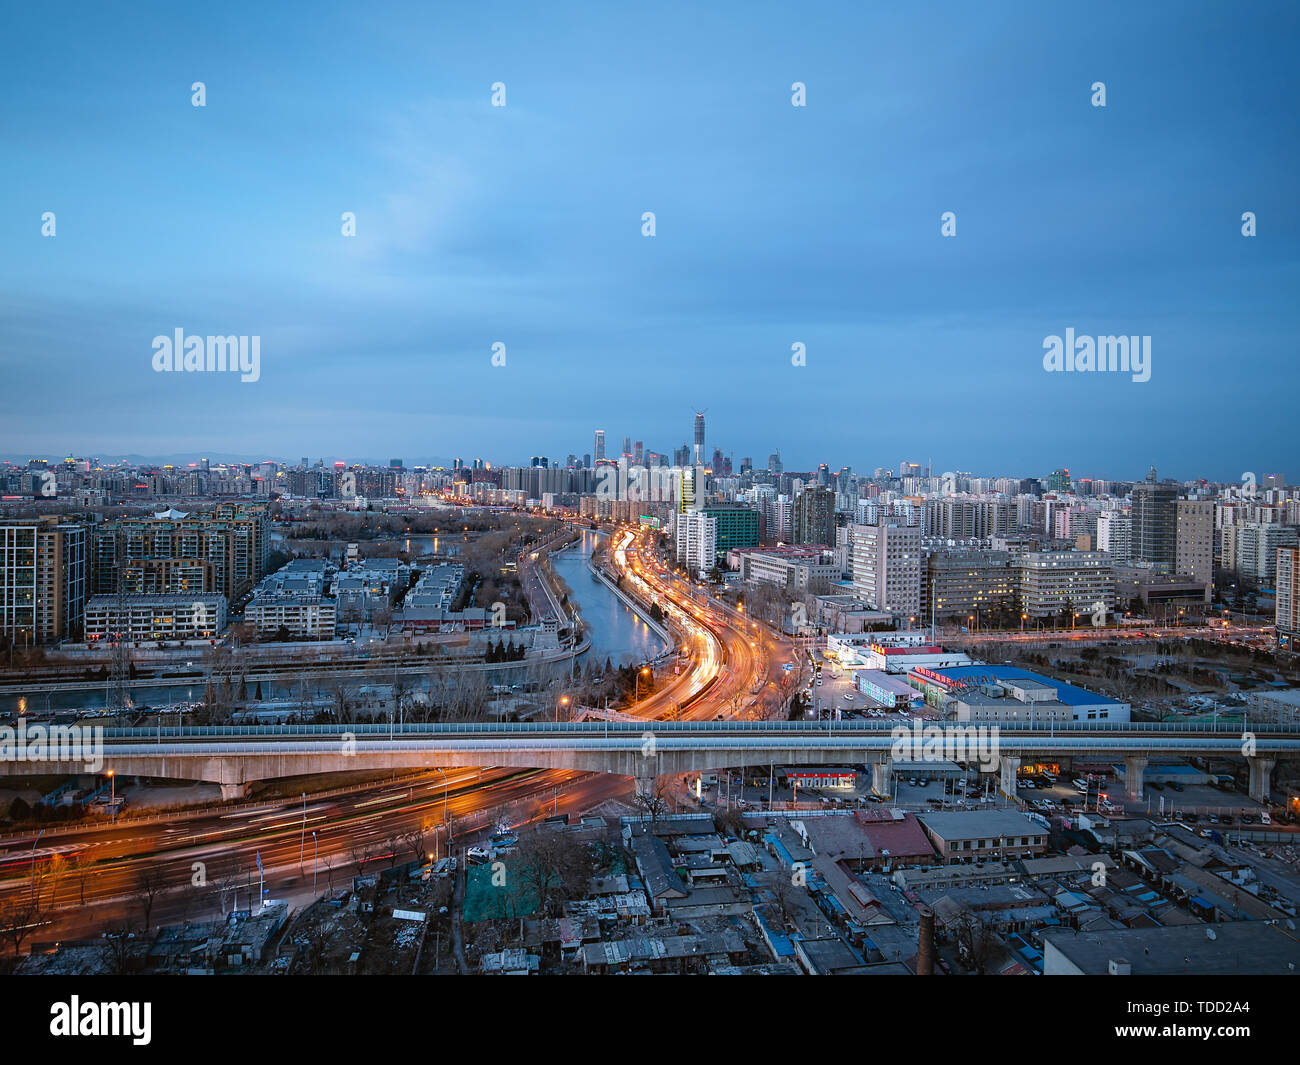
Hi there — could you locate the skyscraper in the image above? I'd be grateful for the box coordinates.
[593,430,605,462]
[693,412,706,466]
[1132,468,1178,568]
[851,522,922,618]
[793,486,836,546]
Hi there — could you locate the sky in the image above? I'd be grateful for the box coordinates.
[1,0,1297,483]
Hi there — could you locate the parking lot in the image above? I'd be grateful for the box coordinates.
[805,646,929,722]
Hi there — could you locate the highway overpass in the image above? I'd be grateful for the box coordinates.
[0,719,1294,802]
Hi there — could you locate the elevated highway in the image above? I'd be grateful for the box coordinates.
[3,719,1294,801]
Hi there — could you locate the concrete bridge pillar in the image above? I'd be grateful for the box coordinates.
[998,756,1021,799]
[1123,756,1148,801]
[872,762,892,797]
[1247,757,1276,804]
[218,762,250,802]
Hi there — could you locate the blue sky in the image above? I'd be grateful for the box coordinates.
[1,0,1296,482]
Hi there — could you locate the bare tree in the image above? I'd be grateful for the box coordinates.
[133,866,167,933]
[632,778,672,824]
[950,907,1002,975]
[0,895,44,956]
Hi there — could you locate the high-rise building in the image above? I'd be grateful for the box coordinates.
[703,504,760,560]
[793,486,836,546]
[1047,468,1072,493]
[851,522,922,618]
[1175,499,1214,587]
[93,503,270,602]
[924,548,1016,624]
[923,499,1014,540]
[1235,523,1299,584]
[0,518,88,644]
[676,510,717,578]
[593,430,605,462]
[1277,546,1299,654]
[693,412,706,466]
[677,466,698,514]
[1132,470,1178,567]
[1096,511,1133,564]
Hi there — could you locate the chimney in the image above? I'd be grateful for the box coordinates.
[917,906,935,975]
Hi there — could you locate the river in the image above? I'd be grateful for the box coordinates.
[548,529,667,669]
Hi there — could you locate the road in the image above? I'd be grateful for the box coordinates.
[0,519,784,946]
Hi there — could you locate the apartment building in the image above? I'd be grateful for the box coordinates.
[245,594,337,639]
[93,503,271,601]
[0,518,88,644]
[1278,546,1299,654]
[676,510,717,578]
[1096,510,1132,564]
[85,595,227,642]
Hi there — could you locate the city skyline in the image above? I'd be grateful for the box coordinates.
[0,441,1289,488]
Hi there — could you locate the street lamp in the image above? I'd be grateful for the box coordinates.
[634,667,650,702]
[556,694,570,721]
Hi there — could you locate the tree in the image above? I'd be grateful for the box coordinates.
[133,866,167,932]
[0,895,43,956]
[631,778,671,824]
[509,827,595,918]
[950,907,1002,975]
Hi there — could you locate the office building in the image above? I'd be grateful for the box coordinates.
[1131,471,1178,567]
[703,505,759,559]
[850,522,922,618]
[1174,499,1214,588]
[923,548,1016,624]
[1017,551,1115,621]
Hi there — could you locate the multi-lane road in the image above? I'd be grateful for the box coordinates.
[0,521,789,943]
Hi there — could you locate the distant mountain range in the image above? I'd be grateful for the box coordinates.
[1,453,458,468]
